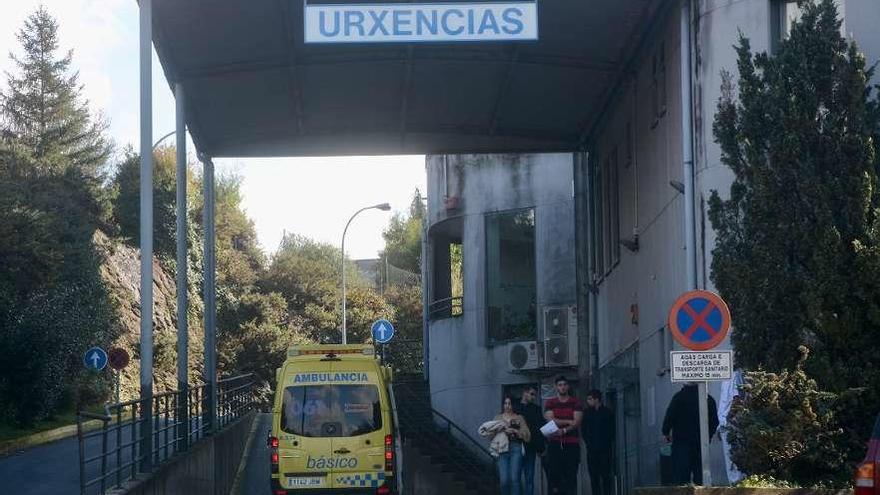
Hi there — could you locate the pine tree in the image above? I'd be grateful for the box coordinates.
[0,6,111,175]
[709,0,880,459]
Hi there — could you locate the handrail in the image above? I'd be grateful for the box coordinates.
[77,374,256,495]
[387,380,405,495]
[427,296,463,320]
[429,407,494,461]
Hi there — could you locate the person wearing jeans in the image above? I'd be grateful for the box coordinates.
[494,396,531,495]
[515,386,545,495]
[543,376,584,495]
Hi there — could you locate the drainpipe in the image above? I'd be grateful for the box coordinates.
[680,0,712,487]
[585,153,600,380]
[681,0,697,292]
[421,214,430,384]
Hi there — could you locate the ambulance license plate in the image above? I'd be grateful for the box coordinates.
[286,476,324,488]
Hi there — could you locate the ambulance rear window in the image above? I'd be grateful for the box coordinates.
[281,385,382,437]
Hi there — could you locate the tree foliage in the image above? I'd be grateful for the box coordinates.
[264,233,393,344]
[380,189,425,274]
[727,347,864,487]
[709,0,880,480]
[0,8,118,425]
[0,145,117,425]
[0,6,111,176]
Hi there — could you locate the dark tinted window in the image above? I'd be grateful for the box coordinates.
[873,414,880,439]
[281,385,381,437]
[486,208,536,342]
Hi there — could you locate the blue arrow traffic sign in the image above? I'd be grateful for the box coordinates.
[371,319,395,344]
[84,346,108,371]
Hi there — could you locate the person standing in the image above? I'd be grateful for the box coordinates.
[661,383,719,485]
[515,386,545,495]
[482,396,531,495]
[582,389,614,495]
[543,376,583,495]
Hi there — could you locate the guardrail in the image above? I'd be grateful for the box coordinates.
[77,374,255,495]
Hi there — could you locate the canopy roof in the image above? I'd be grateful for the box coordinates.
[151,0,663,157]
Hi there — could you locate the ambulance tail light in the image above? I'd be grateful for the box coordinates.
[376,486,391,495]
[270,436,279,474]
[384,434,394,472]
[274,491,287,495]
[855,461,874,495]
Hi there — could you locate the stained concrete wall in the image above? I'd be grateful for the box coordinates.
[112,412,255,495]
[584,0,880,489]
[424,153,577,458]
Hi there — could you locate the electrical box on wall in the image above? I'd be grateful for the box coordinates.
[543,305,578,367]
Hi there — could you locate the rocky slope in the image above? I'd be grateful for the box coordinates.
[94,231,205,402]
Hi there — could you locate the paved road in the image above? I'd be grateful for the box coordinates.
[239,413,271,495]
[0,418,195,495]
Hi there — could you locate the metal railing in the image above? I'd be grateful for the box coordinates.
[77,374,255,495]
[393,381,499,492]
[427,296,463,320]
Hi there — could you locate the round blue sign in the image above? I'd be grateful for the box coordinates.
[371,319,395,344]
[83,346,108,371]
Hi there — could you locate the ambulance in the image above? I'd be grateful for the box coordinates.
[268,345,399,494]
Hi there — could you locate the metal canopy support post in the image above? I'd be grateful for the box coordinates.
[202,157,217,435]
[680,0,712,486]
[174,82,189,451]
[138,0,154,473]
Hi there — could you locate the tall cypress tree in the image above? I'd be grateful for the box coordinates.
[0,6,111,175]
[709,0,880,399]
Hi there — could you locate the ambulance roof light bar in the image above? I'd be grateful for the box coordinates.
[287,345,375,358]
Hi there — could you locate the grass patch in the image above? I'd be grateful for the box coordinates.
[0,404,104,443]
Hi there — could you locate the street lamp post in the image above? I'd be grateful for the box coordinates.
[153,130,175,151]
[341,203,391,345]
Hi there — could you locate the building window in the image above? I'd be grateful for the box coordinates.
[624,121,634,169]
[592,149,621,279]
[428,218,463,320]
[651,42,667,128]
[609,148,620,268]
[590,157,604,282]
[771,1,801,51]
[486,208,537,342]
[450,243,463,316]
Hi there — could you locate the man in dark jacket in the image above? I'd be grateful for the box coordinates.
[582,389,615,495]
[661,383,719,485]
[515,386,545,495]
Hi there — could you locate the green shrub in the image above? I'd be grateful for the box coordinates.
[727,347,863,487]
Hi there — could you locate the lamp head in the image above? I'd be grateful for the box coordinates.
[375,203,391,211]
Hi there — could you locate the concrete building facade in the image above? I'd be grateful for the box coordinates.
[423,0,880,492]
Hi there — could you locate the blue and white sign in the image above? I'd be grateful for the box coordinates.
[371,319,395,344]
[83,346,108,371]
[304,2,538,44]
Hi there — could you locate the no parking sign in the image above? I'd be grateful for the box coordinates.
[668,290,731,351]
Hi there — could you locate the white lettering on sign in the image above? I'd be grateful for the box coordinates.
[670,351,733,382]
[304,2,538,44]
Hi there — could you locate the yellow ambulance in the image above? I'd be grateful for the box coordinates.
[268,345,398,495]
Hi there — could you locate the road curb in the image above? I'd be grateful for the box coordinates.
[0,419,104,457]
[230,412,261,495]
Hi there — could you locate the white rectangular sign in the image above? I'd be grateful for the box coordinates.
[304,2,538,44]
[671,351,733,382]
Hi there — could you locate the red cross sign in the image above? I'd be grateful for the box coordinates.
[668,290,731,351]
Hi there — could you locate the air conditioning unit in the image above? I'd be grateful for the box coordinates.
[508,341,541,371]
[544,305,578,367]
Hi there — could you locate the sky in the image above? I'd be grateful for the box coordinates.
[0,0,427,260]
